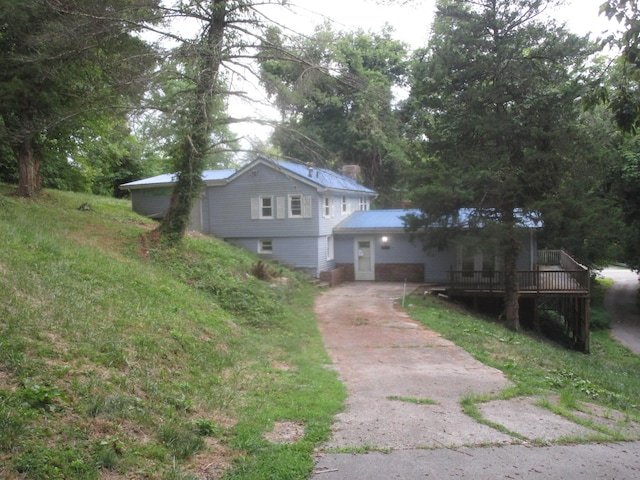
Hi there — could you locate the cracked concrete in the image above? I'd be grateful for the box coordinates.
[312,282,640,479]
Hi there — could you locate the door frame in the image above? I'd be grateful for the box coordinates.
[354,236,375,281]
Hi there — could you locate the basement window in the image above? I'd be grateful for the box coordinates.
[259,239,273,254]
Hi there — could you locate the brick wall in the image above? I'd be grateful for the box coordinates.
[319,266,347,287]
[375,263,424,282]
[332,263,423,283]
[335,264,355,282]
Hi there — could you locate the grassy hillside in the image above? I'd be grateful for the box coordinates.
[0,186,345,479]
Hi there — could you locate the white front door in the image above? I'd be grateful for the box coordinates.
[355,237,375,281]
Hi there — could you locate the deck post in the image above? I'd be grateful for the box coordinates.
[533,297,540,332]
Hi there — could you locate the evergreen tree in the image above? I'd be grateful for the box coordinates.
[0,0,161,197]
[404,0,594,329]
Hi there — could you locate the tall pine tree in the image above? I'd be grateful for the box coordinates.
[404,0,593,329]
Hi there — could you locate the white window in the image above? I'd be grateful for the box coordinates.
[259,239,273,254]
[342,196,348,214]
[359,197,369,211]
[261,197,274,218]
[327,235,334,260]
[289,194,303,218]
[323,196,332,218]
[251,197,274,219]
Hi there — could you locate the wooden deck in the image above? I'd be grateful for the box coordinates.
[445,250,590,352]
[448,266,589,297]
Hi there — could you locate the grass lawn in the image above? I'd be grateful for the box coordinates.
[0,186,345,480]
[405,284,640,435]
[2,185,639,479]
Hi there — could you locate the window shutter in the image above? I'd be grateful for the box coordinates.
[276,197,285,219]
[303,196,312,218]
[250,197,259,219]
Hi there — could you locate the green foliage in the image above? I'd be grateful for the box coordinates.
[536,103,625,268]
[405,0,595,234]
[158,245,287,326]
[0,0,161,197]
[19,380,62,412]
[403,0,597,327]
[250,260,279,280]
[387,395,438,405]
[600,0,640,133]
[258,24,409,206]
[193,418,222,437]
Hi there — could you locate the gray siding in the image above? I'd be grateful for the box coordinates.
[336,233,454,283]
[130,187,172,218]
[373,235,424,263]
[228,236,322,276]
[209,167,320,238]
[334,230,535,284]
[424,247,457,283]
[318,193,367,236]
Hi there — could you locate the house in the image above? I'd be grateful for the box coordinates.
[121,157,377,278]
[121,156,590,351]
[120,156,552,286]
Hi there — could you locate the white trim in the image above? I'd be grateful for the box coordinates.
[258,239,273,254]
[323,196,332,218]
[302,195,312,218]
[327,235,334,261]
[289,194,303,218]
[260,196,274,219]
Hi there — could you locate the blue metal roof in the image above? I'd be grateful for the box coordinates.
[120,169,236,188]
[335,209,418,231]
[269,159,376,194]
[120,157,375,194]
[335,208,540,232]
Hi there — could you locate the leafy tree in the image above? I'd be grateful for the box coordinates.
[258,25,409,206]
[403,0,594,330]
[154,0,286,244]
[594,1,640,271]
[608,135,640,270]
[600,0,640,132]
[537,103,625,268]
[0,0,161,197]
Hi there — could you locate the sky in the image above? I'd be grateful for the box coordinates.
[230,0,619,152]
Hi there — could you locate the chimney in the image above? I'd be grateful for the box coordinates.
[341,165,361,181]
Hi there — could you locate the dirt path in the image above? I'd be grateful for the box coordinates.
[312,282,640,478]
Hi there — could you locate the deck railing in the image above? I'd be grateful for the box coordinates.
[538,249,587,271]
[448,250,589,294]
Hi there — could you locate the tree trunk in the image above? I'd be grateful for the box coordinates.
[502,210,521,331]
[157,0,226,244]
[15,137,42,198]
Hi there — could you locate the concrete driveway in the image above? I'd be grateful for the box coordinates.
[311,282,640,479]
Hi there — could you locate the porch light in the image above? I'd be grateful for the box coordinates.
[381,236,389,243]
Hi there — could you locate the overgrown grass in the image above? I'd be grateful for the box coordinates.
[406,291,640,426]
[0,186,345,479]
